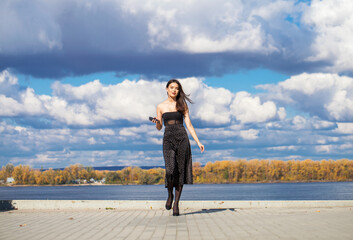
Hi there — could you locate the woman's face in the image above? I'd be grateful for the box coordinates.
[167,82,179,98]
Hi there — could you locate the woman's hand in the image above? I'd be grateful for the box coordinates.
[152,117,162,130]
[151,118,160,124]
[198,142,205,153]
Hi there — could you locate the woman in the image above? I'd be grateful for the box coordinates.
[152,79,204,216]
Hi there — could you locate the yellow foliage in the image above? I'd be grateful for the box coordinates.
[3,159,353,185]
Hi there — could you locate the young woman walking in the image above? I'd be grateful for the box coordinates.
[151,79,204,216]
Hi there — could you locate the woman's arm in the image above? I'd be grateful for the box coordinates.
[184,106,205,153]
[154,104,163,131]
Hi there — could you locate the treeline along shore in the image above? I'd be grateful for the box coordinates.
[1,159,353,186]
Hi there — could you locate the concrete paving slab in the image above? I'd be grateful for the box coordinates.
[1,205,352,240]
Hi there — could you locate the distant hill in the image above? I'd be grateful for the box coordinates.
[91,166,165,171]
[38,165,165,171]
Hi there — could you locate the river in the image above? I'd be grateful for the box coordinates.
[1,182,353,200]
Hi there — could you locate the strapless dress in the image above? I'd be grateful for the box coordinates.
[162,111,193,188]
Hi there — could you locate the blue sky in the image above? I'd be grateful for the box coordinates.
[1,0,353,168]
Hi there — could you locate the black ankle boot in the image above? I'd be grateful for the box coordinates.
[173,204,179,216]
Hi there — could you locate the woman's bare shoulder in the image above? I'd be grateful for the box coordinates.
[157,100,168,110]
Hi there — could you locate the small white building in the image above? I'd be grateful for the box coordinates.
[7,177,14,183]
[73,179,81,184]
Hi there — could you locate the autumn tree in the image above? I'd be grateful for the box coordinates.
[105,171,121,184]
[0,169,6,183]
[5,163,14,177]
[12,165,33,184]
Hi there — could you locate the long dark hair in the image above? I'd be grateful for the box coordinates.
[166,79,193,114]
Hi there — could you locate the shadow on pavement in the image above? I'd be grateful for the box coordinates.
[0,200,16,212]
[183,208,236,215]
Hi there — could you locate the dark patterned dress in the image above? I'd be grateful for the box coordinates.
[162,111,193,188]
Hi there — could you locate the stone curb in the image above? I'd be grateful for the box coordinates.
[2,200,353,210]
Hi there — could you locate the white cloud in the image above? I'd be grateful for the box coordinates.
[0,95,23,116]
[292,115,307,130]
[0,70,16,83]
[43,96,99,126]
[9,149,165,168]
[181,78,284,125]
[118,124,163,144]
[325,89,353,121]
[279,73,336,95]
[277,107,286,120]
[53,76,234,126]
[0,70,18,89]
[267,145,298,151]
[177,23,268,54]
[194,149,236,164]
[339,143,353,150]
[180,78,233,124]
[52,80,103,103]
[0,88,45,116]
[251,1,294,20]
[196,127,238,139]
[260,73,353,121]
[95,79,165,122]
[0,72,239,126]
[126,0,283,54]
[302,0,353,73]
[315,145,332,153]
[312,119,336,130]
[87,137,96,145]
[334,123,353,134]
[85,129,115,136]
[0,71,165,125]
[230,91,282,124]
[239,129,259,140]
[0,0,303,56]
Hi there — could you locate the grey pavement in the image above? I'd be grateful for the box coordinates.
[1,206,353,240]
[8,200,353,210]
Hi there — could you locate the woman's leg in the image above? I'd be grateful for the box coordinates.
[173,185,183,216]
[166,184,173,210]
[163,147,175,210]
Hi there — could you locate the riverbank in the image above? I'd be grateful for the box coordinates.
[3,200,353,210]
[2,182,105,187]
[2,179,352,187]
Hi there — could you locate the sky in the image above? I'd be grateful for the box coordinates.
[1,0,353,168]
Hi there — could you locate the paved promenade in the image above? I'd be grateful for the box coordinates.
[1,202,352,240]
